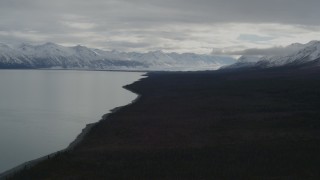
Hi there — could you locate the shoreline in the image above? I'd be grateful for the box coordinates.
[0,75,145,180]
[4,68,320,179]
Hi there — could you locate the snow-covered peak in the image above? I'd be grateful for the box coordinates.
[220,55,259,70]
[36,42,69,52]
[0,42,236,71]
[223,40,320,70]
[135,50,175,66]
[286,40,320,61]
[17,43,73,58]
[72,45,90,52]
[301,41,320,60]
[238,55,261,63]
[256,40,320,68]
[305,40,320,46]
[287,42,304,49]
[42,42,59,47]
[17,43,35,51]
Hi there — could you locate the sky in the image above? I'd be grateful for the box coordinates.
[1,0,320,54]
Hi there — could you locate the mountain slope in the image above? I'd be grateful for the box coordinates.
[223,41,320,70]
[0,43,236,71]
[257,41,320,68]
[221,55,261,69]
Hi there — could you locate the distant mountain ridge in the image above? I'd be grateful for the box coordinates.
[223,40,320,70]
[0,43,236,71]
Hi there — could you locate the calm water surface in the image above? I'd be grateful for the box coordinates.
[0,70,143,173]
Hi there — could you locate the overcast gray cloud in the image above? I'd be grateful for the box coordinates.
[1,0,320,53]
[212,44,305,56]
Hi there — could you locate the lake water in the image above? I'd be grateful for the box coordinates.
[0,70,143,173]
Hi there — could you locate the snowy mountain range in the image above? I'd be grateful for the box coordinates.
[223,41,320,70]
[0,42,236,71]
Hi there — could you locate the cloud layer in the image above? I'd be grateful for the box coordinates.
[211,43,307,56]
[1,0,320,53]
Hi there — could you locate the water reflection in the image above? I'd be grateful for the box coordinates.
[0,70,142,173]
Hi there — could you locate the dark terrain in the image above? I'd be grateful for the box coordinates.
[7,66,320,179]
